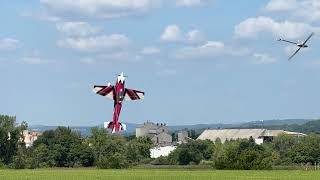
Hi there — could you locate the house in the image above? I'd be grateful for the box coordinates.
[197,129,306,144]
[136,121,172,146]
[23,130,42,147]
[177,130,189,143]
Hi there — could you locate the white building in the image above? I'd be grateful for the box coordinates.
[23,130,42,147]
[150,145,177,158]
[197,129,306,145]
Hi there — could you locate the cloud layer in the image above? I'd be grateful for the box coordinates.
[265,0,320,22]
[57,34,130,52]
[161,25,205,43]
[235,16,319,39]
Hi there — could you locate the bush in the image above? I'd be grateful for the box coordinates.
[151,156,170,165]
[10,149,27,169]
[213,138,272,170]
[97,153,129,169]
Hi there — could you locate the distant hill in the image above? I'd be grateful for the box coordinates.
[29,119,315,136]
[29,123,140,136]
[238,119,312,128]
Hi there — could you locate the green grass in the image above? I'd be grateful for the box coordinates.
[0,169,320,180]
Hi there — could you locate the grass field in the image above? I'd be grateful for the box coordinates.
[1,169,320,180]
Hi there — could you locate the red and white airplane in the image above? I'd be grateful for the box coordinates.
[93,72,144,133]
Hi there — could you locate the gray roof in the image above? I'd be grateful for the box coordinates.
[197,129,305,143]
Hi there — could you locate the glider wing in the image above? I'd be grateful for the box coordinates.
[302,32,314,46]
[288,47,302,61]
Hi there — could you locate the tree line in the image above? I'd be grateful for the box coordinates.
[1,115,320,170]
[0,115,152,169]
[154,134,320,170]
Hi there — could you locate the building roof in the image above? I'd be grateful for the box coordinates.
[197,129,306,143]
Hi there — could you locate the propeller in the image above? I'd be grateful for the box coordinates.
[116,73,128,77]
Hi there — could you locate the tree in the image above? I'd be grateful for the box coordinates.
[32,126,91,167]
[290,134,320,165]
[272,133,298,165]
[126,137,153,164]
[10,147,27,169]
[0,115,27,165]
[30,143,51,168]
[88,127,128,169]
[213,138,272,170]
[168,140,214,165]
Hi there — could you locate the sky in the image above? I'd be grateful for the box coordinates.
[1,0,320,126]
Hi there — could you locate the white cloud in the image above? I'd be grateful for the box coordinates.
[20,57,56,64]
[253,53,276,64]
[265,0,298,11]
[141,47,160,55]
[175,0,212,7]
[40,0,161,19]
[56,22,100,37]
[235,16,320,39]
[186,30,205,43]
[161,25,183,42]
[265,0,320,22]
[0,38,20,51]
[161,24,205,43]
[57,34,130,52]
[174,41,249,59]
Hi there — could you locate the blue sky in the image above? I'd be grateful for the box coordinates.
[1,0,320,126]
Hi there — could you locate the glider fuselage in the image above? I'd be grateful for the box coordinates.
[297,43,308,48]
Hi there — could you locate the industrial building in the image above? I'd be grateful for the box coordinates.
[197,129,306,144]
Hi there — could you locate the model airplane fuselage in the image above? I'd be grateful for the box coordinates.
[93,72,144,133]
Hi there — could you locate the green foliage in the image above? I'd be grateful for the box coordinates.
[4,114,320,170]
[10,147,28,169]
[126,137,153,164]
[289,134,320,165]
[97,152,129,169]
[151,156,170,165]
[272,134,299,165]
[32,126,94,168]
[168,140,214,165]
[213,137,272,170]
[30,143,51,168]
[0,115,27,166]
[88,129,126,169]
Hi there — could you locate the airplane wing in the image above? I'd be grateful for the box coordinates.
[93,85,114,100]
[124,88,145,101]
[302,32,314,46]
[288,47,302,61]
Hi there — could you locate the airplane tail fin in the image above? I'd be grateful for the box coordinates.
[120,123,126,131]
[104,121,126,133]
